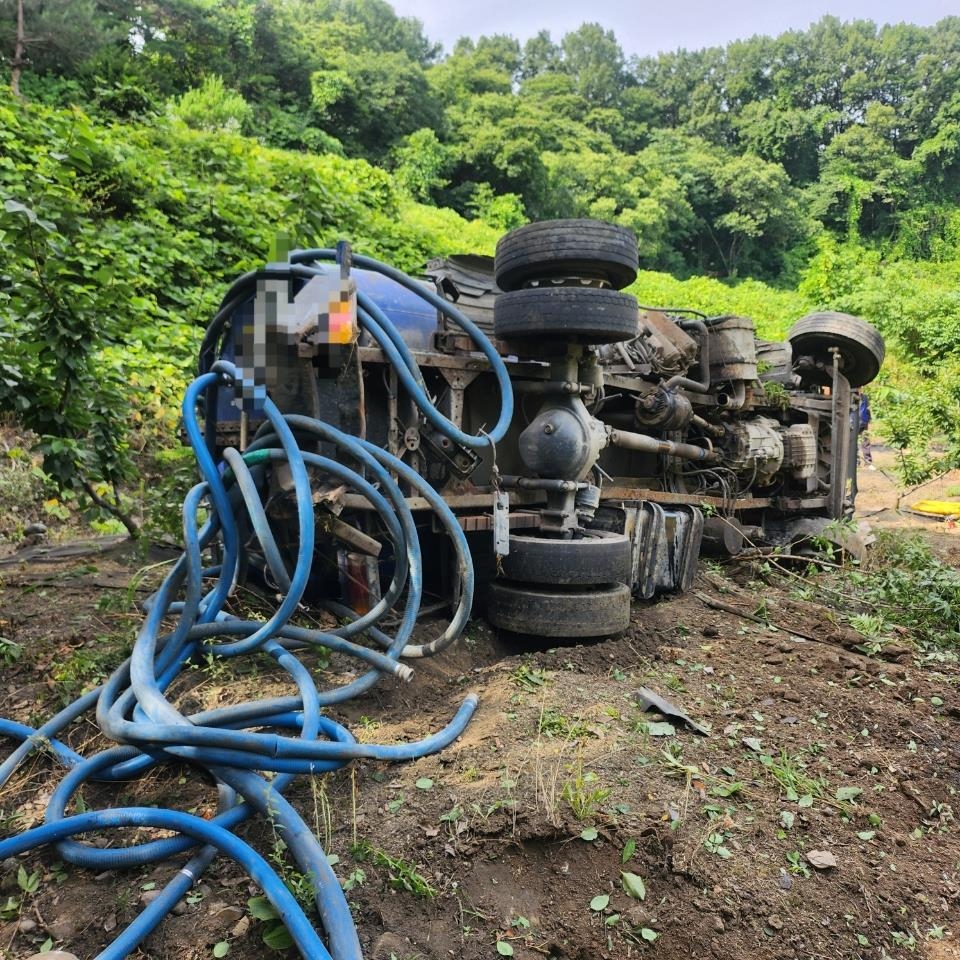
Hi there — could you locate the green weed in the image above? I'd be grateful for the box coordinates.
[538,707,589,740]
[352,841,436,898]
[509,663,550,692]
[562,763,610,822]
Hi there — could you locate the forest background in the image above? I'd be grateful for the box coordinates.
[1,0,960,533]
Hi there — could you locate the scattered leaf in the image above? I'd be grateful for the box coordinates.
[797,794,814,808]
[856,830,875,841]
[496,941,514,956]
[711,782,743,798]
[640,927,659,942]
[247,896,278,922]
[262,924,294,950]
[780,811,795,829]
[580,827,598,842]
[645,721,676,737]
[621,838,636,863]
[590,894,610,911]
[605,914,620,926]
[415,777,434,790]
[213,941,230,958]
[621,871,646,901]
[835,786,863,803]
[931,696,944,706]
[742,737,763,752]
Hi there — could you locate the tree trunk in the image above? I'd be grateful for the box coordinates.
[11,0,26,97]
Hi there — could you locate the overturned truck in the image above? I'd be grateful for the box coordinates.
[201,219,884,641]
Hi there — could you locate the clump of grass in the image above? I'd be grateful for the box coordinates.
[844,531,960,649]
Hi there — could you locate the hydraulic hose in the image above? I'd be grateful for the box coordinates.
[290,249,514,448]
[0,248,511,959]
[198,253,514,452]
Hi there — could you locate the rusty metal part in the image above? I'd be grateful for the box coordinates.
[608,428,718,463]
[326,518,382,557]
[707,315,758,383]
[664,319,710,393]
[701,516,745,557]
[828,356,854,518]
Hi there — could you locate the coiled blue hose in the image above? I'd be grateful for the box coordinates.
[0,250,512,959]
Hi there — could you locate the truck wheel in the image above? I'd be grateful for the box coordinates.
[494,287,638,344]
[486,581,631,638]
[787,312,885,388]
[495,219,638,292]
[500,531,632,585]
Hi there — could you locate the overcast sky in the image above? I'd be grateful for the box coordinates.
[388,0,956,59]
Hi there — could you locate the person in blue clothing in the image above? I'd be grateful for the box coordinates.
[858,392,874,469]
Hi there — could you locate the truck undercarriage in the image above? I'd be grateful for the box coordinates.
[200,219,884,640]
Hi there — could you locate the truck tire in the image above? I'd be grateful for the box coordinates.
[486,581,632,638]
[495,219,639,292]
[494,286,639,344]
[500,531,632,586]
[787,312,885,388]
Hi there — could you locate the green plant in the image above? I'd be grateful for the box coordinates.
[247,895,294,952]
[890,929,918,951]
[51,643,118,701]
[169,76,252,133]
[538,707,590,740]
[759,379,790,409]
[785,850,811,877]
[352,841,436,898]
[703,831,732,859]
[0,636,23,665]
[0,865,41,921]
[509,663,550,692]
[342,867,366,892]
[562,763,610,822]
[847,531,960,648]
[758,749,826,803]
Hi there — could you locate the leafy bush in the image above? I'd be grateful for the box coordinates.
[0,92,506,533]
[630,272,812,340]
[169,76,253,133]
[850,532,960,648]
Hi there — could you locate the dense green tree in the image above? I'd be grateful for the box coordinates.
[735,101,836,184]
[6,3,960,280]
[520,30,561,81]
[391,127,455,201]
[0,0,128,93]
[559,23,627,107]
[810,103,917,237]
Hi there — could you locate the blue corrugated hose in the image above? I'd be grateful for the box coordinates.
[0,249,509,959]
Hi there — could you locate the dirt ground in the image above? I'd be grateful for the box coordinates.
[2,445,960,960]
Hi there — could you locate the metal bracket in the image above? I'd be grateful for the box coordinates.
[419,423,481,478]
[493,490,510,556]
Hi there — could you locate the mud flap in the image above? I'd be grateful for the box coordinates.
[601,502,705,599]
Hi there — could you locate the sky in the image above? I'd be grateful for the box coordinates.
[387,0,956,59]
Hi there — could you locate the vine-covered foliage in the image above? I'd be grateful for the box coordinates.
[0,92,497,529]
[3,2,960,520]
